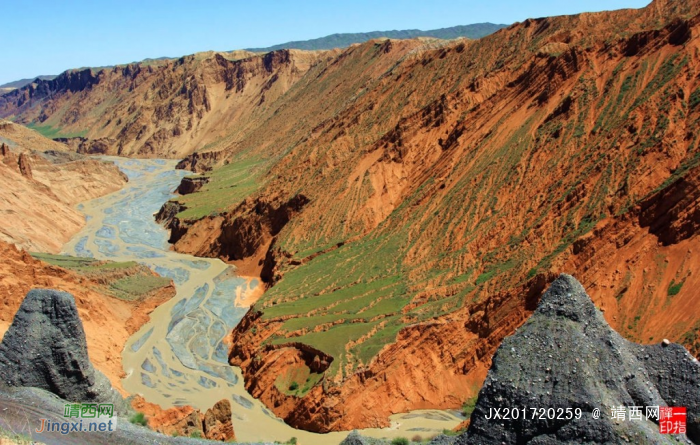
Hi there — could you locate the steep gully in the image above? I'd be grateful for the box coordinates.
[62,158,464,444]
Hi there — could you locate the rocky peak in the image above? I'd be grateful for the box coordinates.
[0,289,125,412]
[44,68,99,94]
[262,49,292,72]
[0,68,100,112]
[459,274,700,444]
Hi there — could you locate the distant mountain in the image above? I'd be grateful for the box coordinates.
[0,75,57,90]
[0,24,505,92]
[245,22,508,52]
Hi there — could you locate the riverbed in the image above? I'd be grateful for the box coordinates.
[62,157,463,444]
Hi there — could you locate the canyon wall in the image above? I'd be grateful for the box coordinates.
[0,50,331,158]
[0,121,128,253]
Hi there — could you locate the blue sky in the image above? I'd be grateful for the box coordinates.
[1,0,650,85]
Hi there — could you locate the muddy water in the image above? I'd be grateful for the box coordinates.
[63,158,463,444]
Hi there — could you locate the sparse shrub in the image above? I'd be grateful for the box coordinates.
[668,279,685,296]
[690,88,700,109]
[441,429,460,436]
[391,438,410,445]
[411,434,423,442]
[462,396,478,418]
[475,270,495,286]
[129,411,148,427]
[191,430,202,438]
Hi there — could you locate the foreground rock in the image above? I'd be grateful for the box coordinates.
[339,431,457,445]
[0,289,126,412]
[340,431,378,445]
[458,274,700,444]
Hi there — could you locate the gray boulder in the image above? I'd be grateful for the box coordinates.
[0,289,126,412]
[427,434,457,444]
[459,274,700,444]
[340,430,372,445]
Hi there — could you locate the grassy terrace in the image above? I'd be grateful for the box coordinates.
[25,123,87,139]
[174,156,267,220]
[253,110,540,380]
[30,253,104,269]
[259,214,515,381]
[31,253,171,301]
[263,233,412,378]
[257,177,509,380]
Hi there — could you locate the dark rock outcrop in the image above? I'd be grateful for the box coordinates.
[176,176,209,195]
[155,200,187,227]
[427,434,458,445]
[0,289,126,412]
[339,431,385,445]
[217,194,309,263]
[175,150,227,173]
[340,431,371,445]
[459,274,700,444]
[74,137,118,155]
[155,200,192,245]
